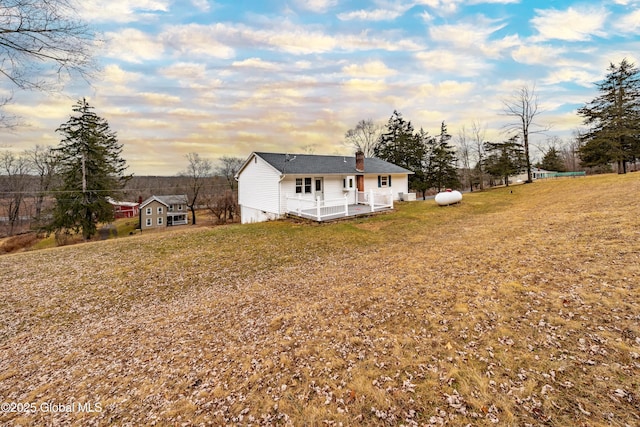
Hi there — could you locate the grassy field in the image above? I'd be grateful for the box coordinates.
[0,173,638,426]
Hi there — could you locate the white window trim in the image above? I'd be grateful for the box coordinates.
[343,176,355,190]
[295,177,314,194]
[158,206,163,214]
[146,218,152,226]
[157,217,163,226]
[146,207,152,215]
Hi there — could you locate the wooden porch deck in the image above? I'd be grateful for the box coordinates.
[287,204,393,222]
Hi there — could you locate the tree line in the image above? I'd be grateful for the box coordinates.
[345,112,529,198]
[345,59,640,196]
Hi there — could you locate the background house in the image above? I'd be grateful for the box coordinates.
[107,197,139,219]
[139,195,188,230]
[236,151,413,224]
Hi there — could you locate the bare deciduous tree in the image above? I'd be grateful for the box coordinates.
[502,85,549,183]
[181,153,212,226]
[0,95,20,129]
[456,127,473,191]
[460,121,488,190]
[0,150,31,235]
[26,145,59,224]
[471,121,488,190]
[216,156,244,192]
[0,0,96,126]
[344,119,383,157]
[207,191,238,224]
[562,130,584,172]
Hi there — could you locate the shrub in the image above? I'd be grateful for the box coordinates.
[0,233,39,254]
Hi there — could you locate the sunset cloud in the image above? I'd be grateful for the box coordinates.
[342,60,397,78]
[530,6,608,41]
[80,0,170,23]
[104,29,165,63]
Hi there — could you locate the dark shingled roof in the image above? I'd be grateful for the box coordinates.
[156,194,188,205]
[140,194,188,208]
[255,152,413,175]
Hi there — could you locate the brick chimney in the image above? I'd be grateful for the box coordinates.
[355,151,364,172]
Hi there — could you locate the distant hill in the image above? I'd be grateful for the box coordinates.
[122,175,230,202]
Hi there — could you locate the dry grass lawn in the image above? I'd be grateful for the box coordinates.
[1,173,639,426]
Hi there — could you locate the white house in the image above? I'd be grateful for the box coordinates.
[513,167,558,183]
[236,151,414,224]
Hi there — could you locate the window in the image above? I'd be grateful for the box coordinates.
[295,178,313,194]
[158,206,163,214]
[146,218,152,226]
[157,217,163,226]
[343,176,355,190]
[378,175,391,188]
[146,207,152,215]
[315,179,322,192]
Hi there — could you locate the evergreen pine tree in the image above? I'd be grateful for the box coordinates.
[49,98,129,239]
[578,59,640,173]
[374,110,425,191]
[483,136,526,186]
[414,128,433,199]
[539,146,566,172]
[428,121,461,192]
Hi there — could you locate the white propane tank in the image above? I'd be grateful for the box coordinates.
[435,189,462,206]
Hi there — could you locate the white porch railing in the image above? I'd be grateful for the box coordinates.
[356,189,394,212]
[285,194,349,221]
[167,213,188,225]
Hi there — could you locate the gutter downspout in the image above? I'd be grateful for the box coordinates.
[279,174,286,217]
[234,174,241,221]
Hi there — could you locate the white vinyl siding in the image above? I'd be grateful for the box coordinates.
[365,174,407,201]
[282,176,351,203]
[240,205,279,223]
[237,155,282,223]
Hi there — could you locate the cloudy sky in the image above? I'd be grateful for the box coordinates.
[3,0,640,175]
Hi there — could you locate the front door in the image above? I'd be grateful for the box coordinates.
[315,178,324,200]
[356,175,364,192]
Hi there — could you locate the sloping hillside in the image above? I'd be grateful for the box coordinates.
[1,174,639,426]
